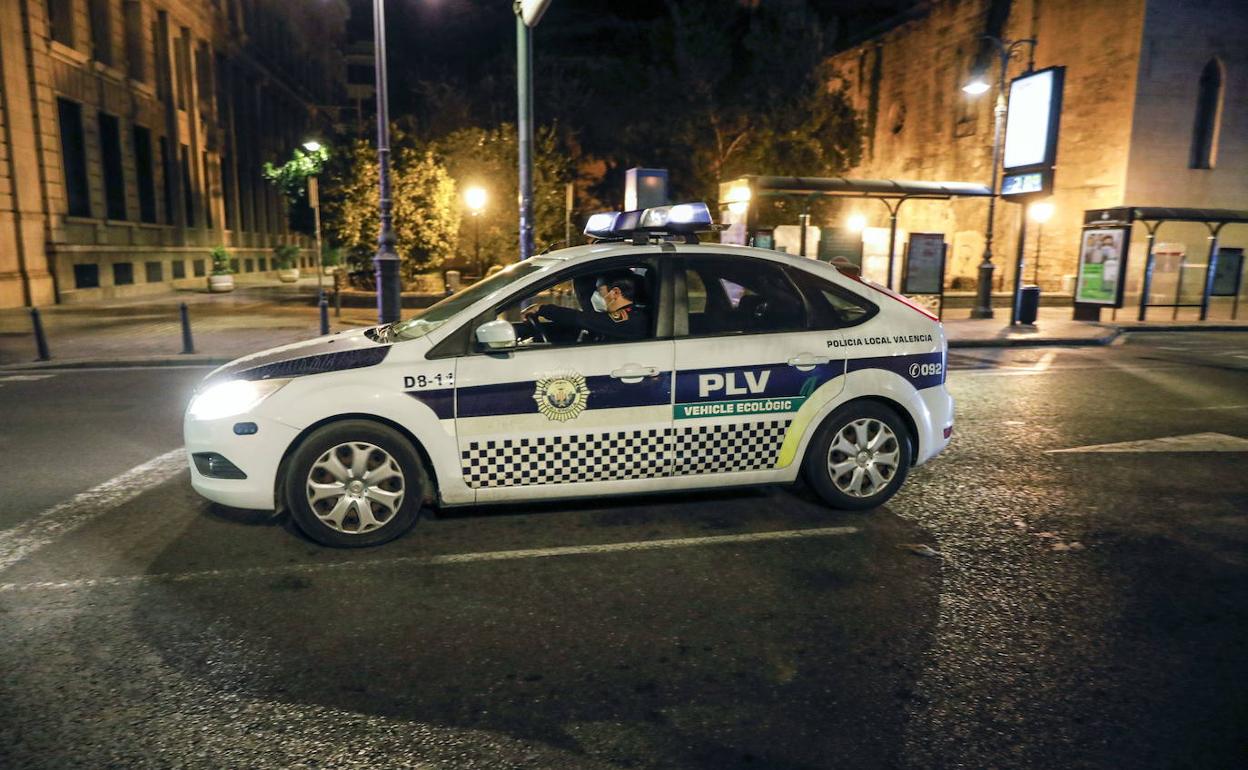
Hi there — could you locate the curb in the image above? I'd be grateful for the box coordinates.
[949,333,1118,348]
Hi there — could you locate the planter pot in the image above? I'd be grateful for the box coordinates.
[208,274,235,293]
[278,268,300,283]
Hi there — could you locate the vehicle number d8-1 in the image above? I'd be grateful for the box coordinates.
[403,372,453,389]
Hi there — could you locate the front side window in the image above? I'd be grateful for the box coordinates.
[682,256,806,337]
[389,259,551,342]
[491,262,656,349]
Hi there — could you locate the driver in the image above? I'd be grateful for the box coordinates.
[521,271,649,342]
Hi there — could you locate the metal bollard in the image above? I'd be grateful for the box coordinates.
[30,307,50,361]
[179,302,195,354]
[334,288,341,318]
[319,295,330,335]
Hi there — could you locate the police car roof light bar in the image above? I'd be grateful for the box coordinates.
[583,202,714,242]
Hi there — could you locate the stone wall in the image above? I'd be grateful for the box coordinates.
[827,0,1155,292]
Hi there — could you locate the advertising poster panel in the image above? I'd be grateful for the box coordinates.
[903,233,946,295]
[1076,227,1129,306]
[1211,247,1244,297]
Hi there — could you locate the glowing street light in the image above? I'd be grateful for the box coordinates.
[961,77,991,95]
[301,140,323,153]
[464,185,487,276]
[847,213,868,232]
[961,35,1037,320]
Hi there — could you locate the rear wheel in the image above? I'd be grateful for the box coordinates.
[284,420,424,547]
[803,402,911,511]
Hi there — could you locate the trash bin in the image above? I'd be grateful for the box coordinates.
[1018,285,1041,324]
[445,270,462,294]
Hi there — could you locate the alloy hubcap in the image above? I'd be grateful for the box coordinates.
[306,441,405,534]
[827,418,900,498]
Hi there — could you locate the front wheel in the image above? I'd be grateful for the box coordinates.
[803,402,911,511]
[284,420,424,547]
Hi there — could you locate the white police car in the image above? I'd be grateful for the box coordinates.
[185,203,953,547]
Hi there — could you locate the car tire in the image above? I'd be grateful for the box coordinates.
[284,420,424,547]
[803,401,912,511]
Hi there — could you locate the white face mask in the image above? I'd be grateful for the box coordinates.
[590,290,608,313]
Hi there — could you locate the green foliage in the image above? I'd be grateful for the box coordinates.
[272,244,300,270]
[432,123,573,263]
[320,138,461,277]
[209,246,232,276]
[263,145,329,235]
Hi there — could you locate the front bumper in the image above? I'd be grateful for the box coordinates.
[184,413,300,510]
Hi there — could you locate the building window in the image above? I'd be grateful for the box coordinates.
[89,0,113,65]
[258,257,266,271]
[48,0,74,47]
[221,156,236,230]
[98,112,127,221]
[244,258,254,272]
[124,1,144,81]
[172,260,186,279]
[192,258,206,277]
[180,144,194,226]
[73,264,100,289]
[113,262,134,285]
[56,99,91,217]
[174,32,190,110]
[201,150,213,228]
[159,137,174,224]
[1190,58,1224,169]
[132,126,157,223]
[145,261,163,282]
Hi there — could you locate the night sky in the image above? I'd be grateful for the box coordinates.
[346,0,915,122]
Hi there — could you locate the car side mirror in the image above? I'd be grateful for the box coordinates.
[475,318,517,351]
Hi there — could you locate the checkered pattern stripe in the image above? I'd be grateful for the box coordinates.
[461,419,792,488]
[461,429,670,488]
[671,420,791,476]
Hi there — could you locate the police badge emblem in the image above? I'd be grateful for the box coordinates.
[533,372,590,422]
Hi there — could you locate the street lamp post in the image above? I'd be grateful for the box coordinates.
[302,141,324,301]
[465,186,487,277]
[963,35,1036,320]
[373,0,401,323]
[515,1,553,261]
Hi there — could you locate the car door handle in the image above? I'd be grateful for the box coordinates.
[787,354,831,371]
[610,365,660,383]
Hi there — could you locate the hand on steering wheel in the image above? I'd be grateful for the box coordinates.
[522,306,550,344]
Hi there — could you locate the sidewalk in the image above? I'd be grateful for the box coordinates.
[1,289,1245,369]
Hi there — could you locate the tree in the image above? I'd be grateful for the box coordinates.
[320,137,461,279]
[262,144,329,235]
[433,123,573,265]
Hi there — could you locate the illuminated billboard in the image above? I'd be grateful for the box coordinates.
[1001,67,1064,197]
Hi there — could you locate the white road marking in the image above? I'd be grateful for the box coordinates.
[0,448,187,574]
[0,374,55,382]
[1046,432,1248,454]
[1180,404,1248,411]
[0,525,860,593]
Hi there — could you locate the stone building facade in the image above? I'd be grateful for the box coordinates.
[0,0,346,307]
[826,0,1247,309]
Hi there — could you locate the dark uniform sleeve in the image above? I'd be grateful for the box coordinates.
[539,304,649,341]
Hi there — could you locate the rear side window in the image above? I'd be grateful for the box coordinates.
[682,256,806,337]
[786,266,878,329]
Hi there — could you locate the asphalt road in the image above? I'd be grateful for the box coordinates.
[1,332,1246,769]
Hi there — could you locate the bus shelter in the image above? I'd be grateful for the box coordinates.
[1080,207,1248,321]
[718,175,992,290]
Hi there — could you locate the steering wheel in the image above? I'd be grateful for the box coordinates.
[525,313,550,345]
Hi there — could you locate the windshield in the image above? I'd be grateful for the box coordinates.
[389,260,550,341]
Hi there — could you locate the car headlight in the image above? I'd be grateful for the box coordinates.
[187,379,288,420]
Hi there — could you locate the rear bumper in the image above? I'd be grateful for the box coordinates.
[184,414,300,510]
[916,387,954,466]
